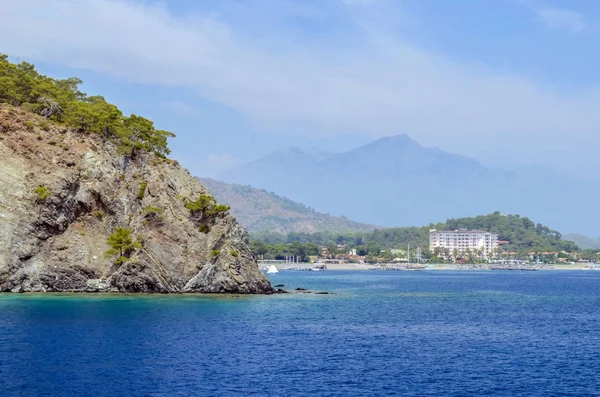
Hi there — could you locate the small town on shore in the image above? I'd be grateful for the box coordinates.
[259,229,600,271]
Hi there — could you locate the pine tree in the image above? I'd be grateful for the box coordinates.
[105,227,141,264]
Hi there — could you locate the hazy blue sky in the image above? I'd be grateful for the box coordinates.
[1,0,600,178]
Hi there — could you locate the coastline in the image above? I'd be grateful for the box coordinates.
[277,263,599,271]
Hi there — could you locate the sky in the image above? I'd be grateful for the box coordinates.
[1,0,600,179]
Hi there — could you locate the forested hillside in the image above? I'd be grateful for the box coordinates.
[200,178,378,234]
[251,212,579,260]
[436,212,576,252]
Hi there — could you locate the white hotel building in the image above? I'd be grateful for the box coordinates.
[429,229,498,258]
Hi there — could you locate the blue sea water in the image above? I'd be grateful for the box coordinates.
[1,271,600,396]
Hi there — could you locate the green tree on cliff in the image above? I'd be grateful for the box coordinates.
[0,54,175,156]
[105,227,142,265]
[121,115,175,157]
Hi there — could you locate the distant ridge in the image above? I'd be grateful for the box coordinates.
[218,134,600,236]
[563,234,600,250]
[199,178,378,234]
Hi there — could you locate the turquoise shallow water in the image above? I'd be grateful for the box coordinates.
[1,271,600,396]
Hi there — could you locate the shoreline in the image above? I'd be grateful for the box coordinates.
[274,263,599,271]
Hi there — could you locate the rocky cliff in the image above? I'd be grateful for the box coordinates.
[0,105,272,293]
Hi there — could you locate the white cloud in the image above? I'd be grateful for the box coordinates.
[536,7,586,33]
[514,0,586,33]
[0,0,599,173]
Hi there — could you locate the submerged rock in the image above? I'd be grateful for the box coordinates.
[0,106,272,294]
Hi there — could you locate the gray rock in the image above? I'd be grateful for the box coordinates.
[0,106,272,294]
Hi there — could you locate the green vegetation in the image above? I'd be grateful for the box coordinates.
[136,180,148,200]
[142,206,164,215]
[184,194,230,217]
[210,249,221,257]
[438,212,577,252]
[198,225,210,234]
[231,183,317,214]
[207,204,231,216]
[104,227,142,265]
[92,210,104,220]
[0,54,174,156]
[230,249,239,257]
[199,178,376,235]
[250,212,580,261]
[250,240,320,262]
[34,186,51,200]
[142,206,164,226]
[185,195,216,213]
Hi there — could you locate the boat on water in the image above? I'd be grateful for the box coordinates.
[266,265,279,274]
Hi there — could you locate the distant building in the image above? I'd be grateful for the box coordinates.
[429,229,498,258]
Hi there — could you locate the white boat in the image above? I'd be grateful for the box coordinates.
[266,265,279,274]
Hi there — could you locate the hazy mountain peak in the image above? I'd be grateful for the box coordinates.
[383,133,420,145]
[350,133,420,153]
[218,134,600,235]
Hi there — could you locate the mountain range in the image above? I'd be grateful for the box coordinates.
[218,134,599,236]
[199,178,377,234]
[563,234,600,250]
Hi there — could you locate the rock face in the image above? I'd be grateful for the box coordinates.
[0,106,273,294]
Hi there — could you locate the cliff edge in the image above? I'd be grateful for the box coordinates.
[0,106,273,293]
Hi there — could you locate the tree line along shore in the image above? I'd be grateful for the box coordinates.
[250,212,597,265]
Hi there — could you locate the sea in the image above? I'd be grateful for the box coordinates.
[1,271,599,396]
